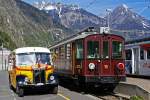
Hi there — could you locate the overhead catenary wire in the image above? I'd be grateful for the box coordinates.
[110,28,150,34]
[85,0,97,9]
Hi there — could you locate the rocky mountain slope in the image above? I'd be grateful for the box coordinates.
[109,4,150,31]
[0,0,70,49]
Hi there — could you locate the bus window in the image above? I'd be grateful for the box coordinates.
[87,41,99,59]
[112,41,123,59]
[140,48,144,60]
[76,40,83,59]
[125,49,132,60]
[103,41,109,59]
[147,49,150,59]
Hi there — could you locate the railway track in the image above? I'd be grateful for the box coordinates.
[59,81,130,100]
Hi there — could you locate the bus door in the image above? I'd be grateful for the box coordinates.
[85,36,101,76]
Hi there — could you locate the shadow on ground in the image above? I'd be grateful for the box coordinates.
[59,80,114,97]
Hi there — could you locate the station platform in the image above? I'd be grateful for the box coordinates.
[114,77,150,100]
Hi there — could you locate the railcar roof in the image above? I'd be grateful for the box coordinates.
[50,32,124,49]
[14,47,50,54]
[50,33,94,49]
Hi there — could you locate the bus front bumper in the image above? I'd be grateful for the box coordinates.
[17,80,58,89]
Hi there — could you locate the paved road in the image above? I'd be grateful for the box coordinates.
[0,71,101,100]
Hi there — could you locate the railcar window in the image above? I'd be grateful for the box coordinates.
[103,41,109,59]
[112,41,122,59]
[87,41,99,59]
[140,48,144,60]
[66,44,71,59]
[76,40,83,59]
[60,46,65,59]
[147,49,150,59]
[55,48,59,54]
[125,49,132,60]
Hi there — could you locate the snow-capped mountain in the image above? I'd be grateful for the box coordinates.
[110,4,150,31]
[34,2,150,32]
[33,1,58,11]
[33,1,150,40]
[33,1,106,32]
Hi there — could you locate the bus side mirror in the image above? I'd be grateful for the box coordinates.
[9,61,13,66]
[8,59,12,63]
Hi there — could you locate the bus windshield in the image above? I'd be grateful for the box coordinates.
[16,53,50,66]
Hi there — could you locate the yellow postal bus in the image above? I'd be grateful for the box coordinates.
[8,47,58,97]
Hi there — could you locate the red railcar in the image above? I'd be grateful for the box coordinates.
[50,28,126,89]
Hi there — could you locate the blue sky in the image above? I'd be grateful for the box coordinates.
[23,0,150,19]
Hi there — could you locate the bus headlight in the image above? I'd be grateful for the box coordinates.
[89,63,95,70]
[24,77,29,83]
[50,75,55,80]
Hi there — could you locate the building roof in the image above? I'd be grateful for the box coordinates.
[125,37,150,45]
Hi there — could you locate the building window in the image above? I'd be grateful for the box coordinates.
[125,49,132,60]
[147,49,150,59]
[140,48,144,60]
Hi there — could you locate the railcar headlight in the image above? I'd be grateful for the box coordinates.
[117,63,125,71]
[50,75,55,80]
[89,63,95,70]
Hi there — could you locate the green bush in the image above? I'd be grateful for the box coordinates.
[130,96,144,100]
[0,31,16,50]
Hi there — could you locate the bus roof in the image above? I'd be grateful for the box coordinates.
[14,47,50,54]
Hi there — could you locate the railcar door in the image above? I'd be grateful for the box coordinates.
[74,40,84,75]
[85,35,101,76]
[101,38,112,76]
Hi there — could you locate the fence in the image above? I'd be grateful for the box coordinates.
[0,49,11,71]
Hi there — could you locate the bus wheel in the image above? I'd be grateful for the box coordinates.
[51,86,58,94]
[16,85,24,97]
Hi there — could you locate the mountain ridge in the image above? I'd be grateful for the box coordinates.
[33,2,150,32]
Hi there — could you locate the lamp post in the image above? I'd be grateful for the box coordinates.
[1,43,3,70]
